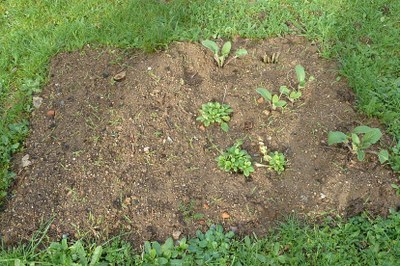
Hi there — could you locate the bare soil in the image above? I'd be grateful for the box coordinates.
[1,36,400,245]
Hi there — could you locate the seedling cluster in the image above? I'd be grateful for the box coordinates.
[256,138,286,175]
[196,102,233,132]
[201,40,247,68]
[328,126,384,161]
[256,65,307,112]
[217,140,254,177]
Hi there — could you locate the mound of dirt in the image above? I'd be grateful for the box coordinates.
[1,36,399,245]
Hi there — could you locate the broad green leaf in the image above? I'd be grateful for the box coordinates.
[89,246,103,266]
[256,88,272,101]
[361,128,382,148]
[272,94,279,103]
[351,133,360,146]
[295,64,305,83]
[328,131,348,145]
[275,100,287,107]
[378,149,389,164]
[357,150,365,161]
[279,86,290,95]
[201,40,219,54]
[221,41,232,57]
[353,125,375,134]
[290,91,302,99]
[235,48,248,57]
[221,122,229,132]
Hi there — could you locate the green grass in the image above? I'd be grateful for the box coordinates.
[2,211,400,265]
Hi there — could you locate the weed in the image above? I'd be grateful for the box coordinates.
[201,40,247,68]
[217,140,254,177]
[178,200,204,223]
[197,102,233,132]
[328,125,382,161]
[389,140,400,173]
[256,88,287,111]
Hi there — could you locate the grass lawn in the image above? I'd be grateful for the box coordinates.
[1,0,399,264]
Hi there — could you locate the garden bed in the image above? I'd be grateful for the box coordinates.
[1,36,399,245]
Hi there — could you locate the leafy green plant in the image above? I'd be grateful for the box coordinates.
[256,88,287,111]
[140,238,189,265]
[279,85,302,103]
[201,40,247,68]
[266,151,286,174]
[328,126,382,161]
[217,140,254,177]
[295,64,306,89]
[257,138,286,174]
[197,102,233,132]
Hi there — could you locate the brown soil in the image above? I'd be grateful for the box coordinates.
[1,36,400,245]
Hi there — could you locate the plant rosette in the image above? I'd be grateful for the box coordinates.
[196,102,233,132]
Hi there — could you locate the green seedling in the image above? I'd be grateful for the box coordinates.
[295,64,306,89]
[256,138,286,174]
[256,88,287,111]
[197,102,233,132]
[328,125,382,161]
[201,40,247,68]
[279,86,302,103]
[217,140,254,177]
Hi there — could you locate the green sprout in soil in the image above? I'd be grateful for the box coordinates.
[256,88,287,111]
[217,140,254,177]
[197,102,233,132]
[295,64,306,89]
[256,138,286,174]
[201,40,247,68]
[328,125,384,161]
[279,85,302,103]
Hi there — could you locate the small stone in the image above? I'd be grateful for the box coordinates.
[199,125,206,131]
[21,154,32,168]
[221,211,230,219]
[263,110,270,116]
[257,97,264,104]
[203,202,210,209]
[32,96,43,108]
[320,193,326,199]
[143,147,150,153]
[172,230,181,240]
[47,110,55,117]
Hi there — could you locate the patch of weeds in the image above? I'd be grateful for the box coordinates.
[256,138,287,174]
[201,40,247,68]
[197,102,233,132]
[139,237,189,265]
[217,140,254,177]
[328,125,383,161]
[178,200,204,223]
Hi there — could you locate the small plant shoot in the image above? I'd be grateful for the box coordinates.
[256,88,287,110]
[256,138,287,174]
[201,40,247,68]
[328,126,382,161]
[279,86,302,103]
[295,64,306,89]
[197,102,233,132]
[217,140,254,177]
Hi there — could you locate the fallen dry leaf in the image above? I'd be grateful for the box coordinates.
[113,71,126,81]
